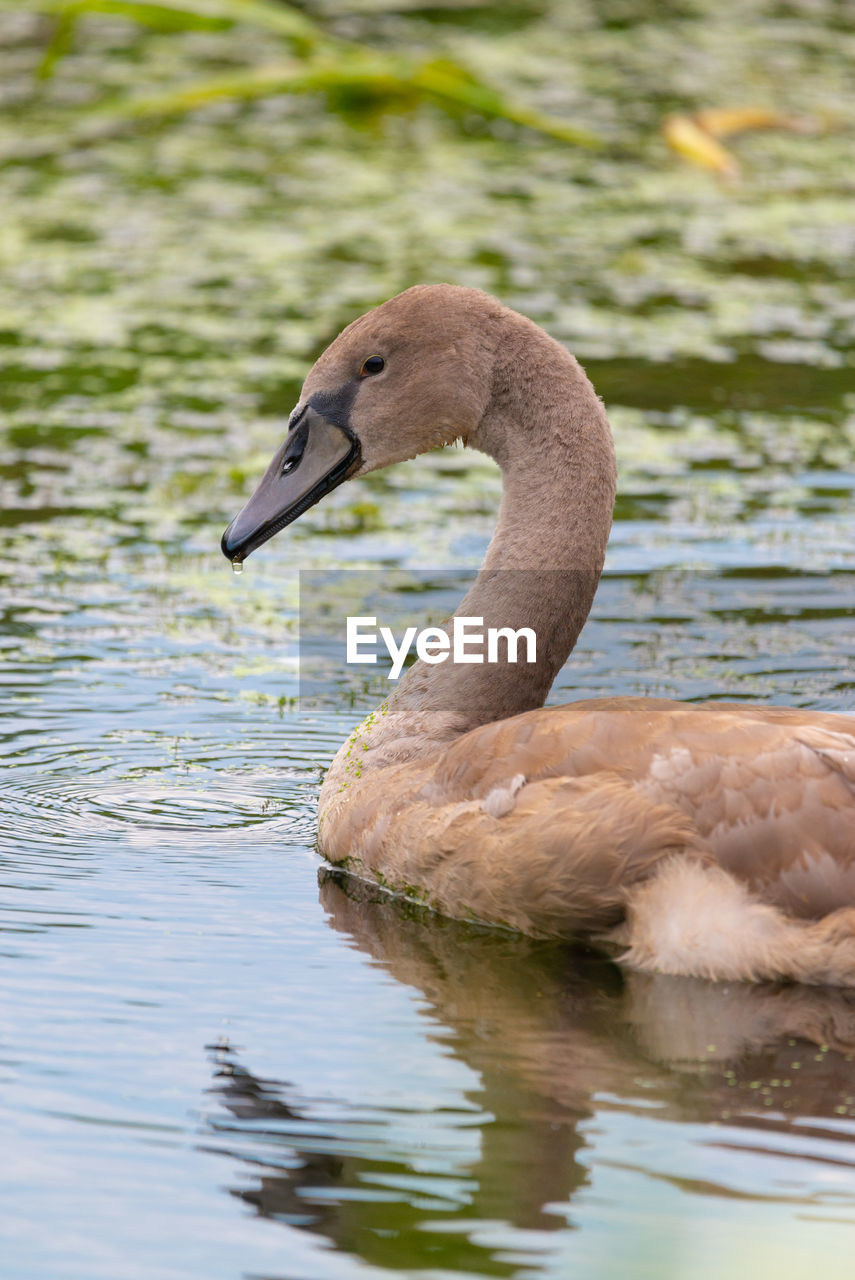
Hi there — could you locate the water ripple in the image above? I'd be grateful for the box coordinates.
[0,772,316,859]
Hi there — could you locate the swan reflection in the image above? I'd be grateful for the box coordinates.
[201,870,855,1272]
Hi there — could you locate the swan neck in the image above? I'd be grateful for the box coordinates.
[386,320,617,736]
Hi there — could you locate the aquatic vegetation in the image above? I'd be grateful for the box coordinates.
[5,0,601,145]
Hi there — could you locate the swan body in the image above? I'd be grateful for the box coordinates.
[223,284,855,985]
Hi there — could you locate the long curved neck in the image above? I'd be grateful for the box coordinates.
[387,313,617,736]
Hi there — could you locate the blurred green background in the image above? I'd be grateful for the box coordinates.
[2,0,854,581]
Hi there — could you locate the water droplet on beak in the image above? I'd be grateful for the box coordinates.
[231,560,244,576]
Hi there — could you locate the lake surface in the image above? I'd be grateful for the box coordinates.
[2,1,855,1276]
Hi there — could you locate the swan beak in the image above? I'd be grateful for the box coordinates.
[221,404,359,564]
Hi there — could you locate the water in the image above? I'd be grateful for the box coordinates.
[2,0,855,1275]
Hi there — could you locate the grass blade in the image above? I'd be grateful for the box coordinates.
[2,0,319,46]
[90,50,601,147]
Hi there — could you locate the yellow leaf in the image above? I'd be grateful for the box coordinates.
[662,114,739,178]
[694,107,801,138]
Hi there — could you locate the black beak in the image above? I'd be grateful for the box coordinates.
[221,404,359,564]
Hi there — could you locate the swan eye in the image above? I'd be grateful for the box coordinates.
[360,355,385,377]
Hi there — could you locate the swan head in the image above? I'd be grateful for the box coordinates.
[221,284,502,563]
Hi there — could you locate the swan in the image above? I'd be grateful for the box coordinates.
[222,284,855,985]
